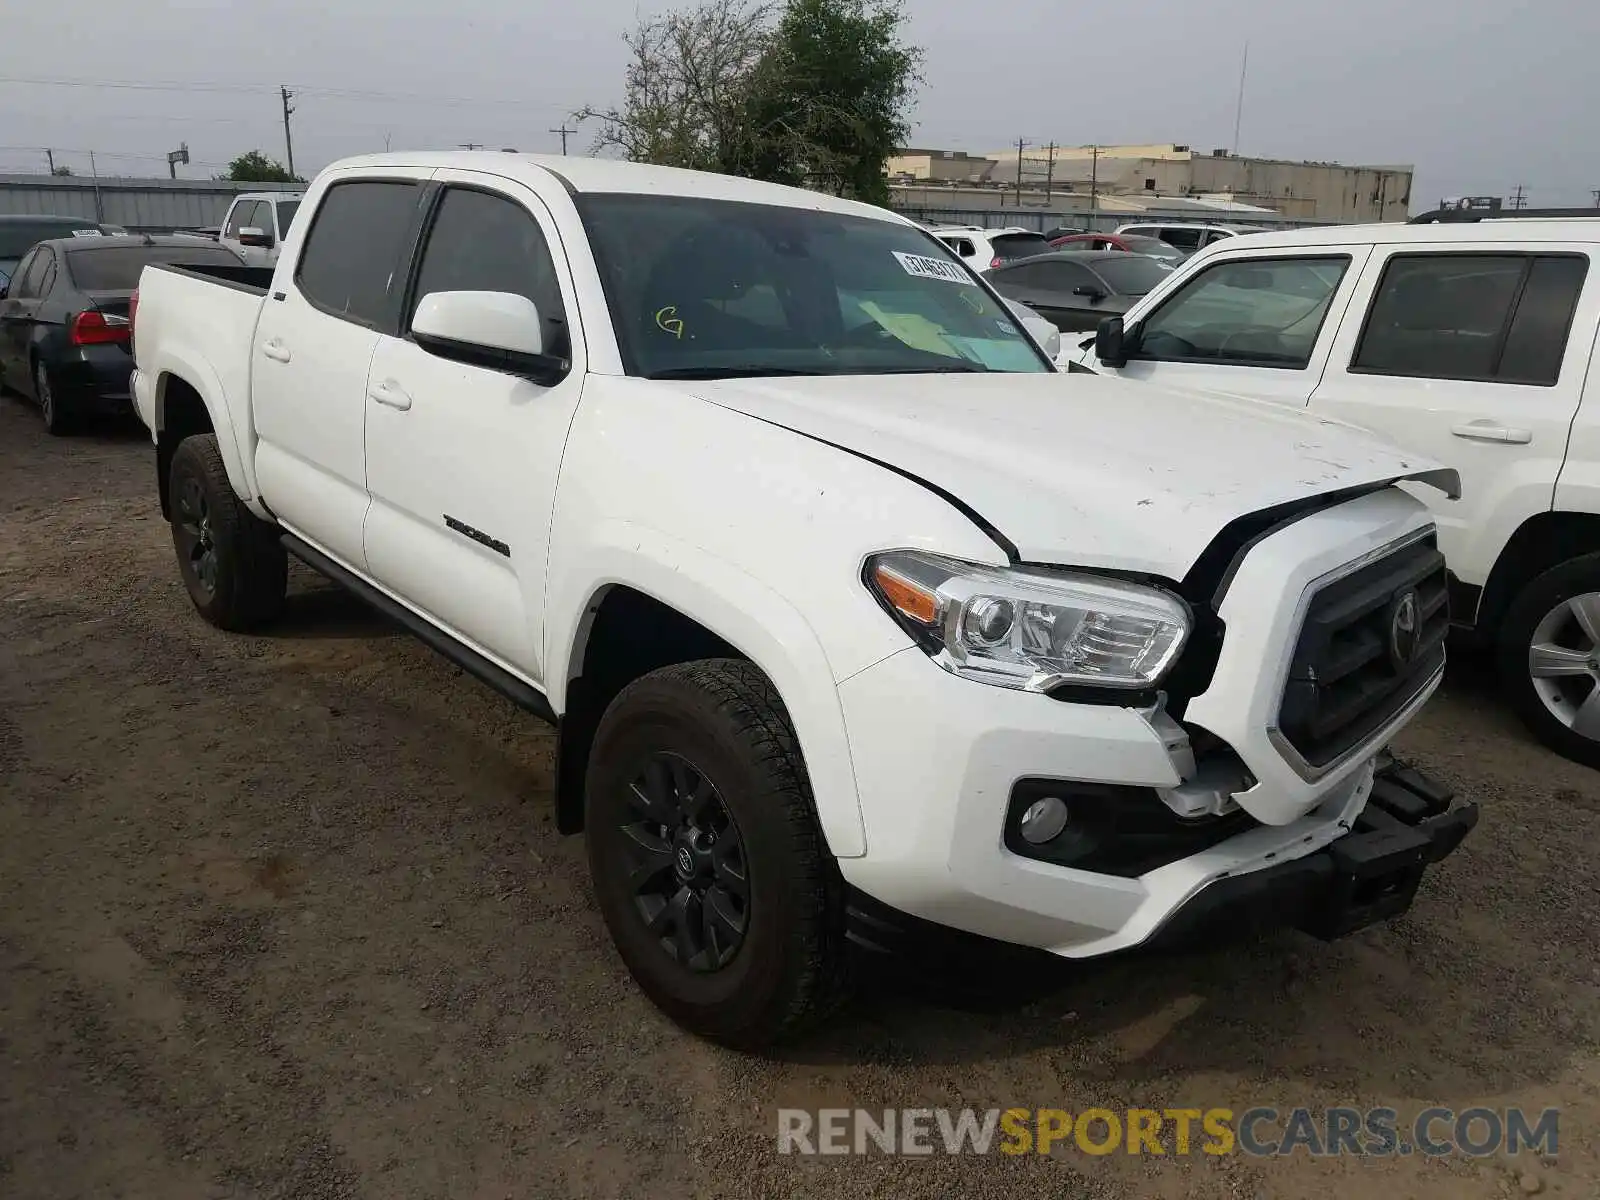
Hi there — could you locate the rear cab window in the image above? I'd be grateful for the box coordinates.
[1132,255,1353,368]
[67,245,244,291]
[989,233,1051,263]
[294,180,424,330]
[1351,252,1589,386]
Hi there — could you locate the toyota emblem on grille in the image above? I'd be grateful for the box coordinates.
[1387,589,1420,672]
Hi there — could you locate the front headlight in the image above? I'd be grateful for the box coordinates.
[864,550,1190,692]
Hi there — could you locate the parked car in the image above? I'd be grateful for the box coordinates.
[0,235,245,433]
[1074,215,1600,768]
[1049,231,1187,266]
[129,151,1473,1046]
[1114,222,1268,255]
[219,192,305,265]
[927,224,1053,270]
[985,250,1175,332]
[1042,225,1087,241]
[0,214,122,288]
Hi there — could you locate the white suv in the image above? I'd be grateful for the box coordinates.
[929,225,1054,270]
[1115,222,1268,256]
[1076,215,1600,767]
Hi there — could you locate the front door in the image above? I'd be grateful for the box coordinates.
[250,171,433,569]
[1088,247,1372,408]
[0,247,44,387]
[1309,244,1597,587]
[362,173,586,681]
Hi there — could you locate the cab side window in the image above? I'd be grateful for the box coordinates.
[408,187,570,359]
[1351,253,1588,386]
[1133,256,1350,368]
[295,181,423,330]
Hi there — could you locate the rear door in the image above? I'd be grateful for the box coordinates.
[362,171,585,680]
[1088,245,1372,407]
[1309,244,1596,587]
[250,171,433,569]
[0,248,43,385]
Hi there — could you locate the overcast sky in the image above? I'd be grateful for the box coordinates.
[2,0,1594,211]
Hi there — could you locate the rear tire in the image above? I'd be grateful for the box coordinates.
[1498,553,1600,770]
[584,659,850,1048]
[35,359,71,437]
[168,433,287,631]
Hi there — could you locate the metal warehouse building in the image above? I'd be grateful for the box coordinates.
[0,174,302,232]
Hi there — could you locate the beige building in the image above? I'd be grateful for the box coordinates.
[886,148,998,184]
[953,143,1413,223]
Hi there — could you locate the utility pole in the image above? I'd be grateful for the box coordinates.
[549,124,576,155]
[1043,142,1057,203]
[88,152,103,222]
[43,147,54,174]
[1591,188,1600,208]
[459,142,484,151]
[1510,184,1527,210]
[1232,40,1249,155]
[1089,144,1100,216]
[1013,138,1029,207]
[280,86,296,178]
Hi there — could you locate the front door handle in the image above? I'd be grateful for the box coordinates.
[1451,420,1532,445]
[261,338,291,363]
[367,379,412,410]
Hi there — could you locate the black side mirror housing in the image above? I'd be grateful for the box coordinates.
[1073,285,1105,302]
[1096,316,1129,366]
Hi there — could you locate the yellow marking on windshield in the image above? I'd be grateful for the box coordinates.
[857,301,961,358]
[654,305,685,338]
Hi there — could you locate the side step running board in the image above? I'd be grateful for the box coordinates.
[279,533,557,726]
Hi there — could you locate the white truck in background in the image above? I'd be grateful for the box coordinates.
[218,191,305,265]
[127,151,1477,1047]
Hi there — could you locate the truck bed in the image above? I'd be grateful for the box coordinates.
[152,262,276,295]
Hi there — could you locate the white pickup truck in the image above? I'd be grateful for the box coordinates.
[129,152,1477,1047]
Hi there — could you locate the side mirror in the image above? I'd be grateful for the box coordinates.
[412,290,568,384]
[1096,316,1130,366]
[237,227,274,248]
[1072,285,1106,302]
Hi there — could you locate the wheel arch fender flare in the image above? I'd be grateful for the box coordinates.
[548,523,868,859]
[151,350,255,503]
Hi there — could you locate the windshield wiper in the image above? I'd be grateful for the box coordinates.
[644,366,823,381]
[853,362,992,374]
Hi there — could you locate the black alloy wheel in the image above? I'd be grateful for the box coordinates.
[173,470,218,597]
[621,751,749,971]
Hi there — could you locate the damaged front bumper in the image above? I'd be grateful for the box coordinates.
[1142,758,1478,951]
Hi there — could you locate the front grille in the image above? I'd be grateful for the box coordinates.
[1276,534,1448,770]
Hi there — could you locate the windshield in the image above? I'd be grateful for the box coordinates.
[66,245,243,291]
[1120,235,1184,260]
[1094,255,1177,295]
[576,194,1050,378]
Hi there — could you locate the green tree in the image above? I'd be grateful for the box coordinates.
[51,164,74,177]
[575,0,776,176]
[746,0,921,204]
[221,151,303,184]
[578,0,920,202]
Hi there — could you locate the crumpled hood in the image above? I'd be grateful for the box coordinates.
[675,371,1457,579]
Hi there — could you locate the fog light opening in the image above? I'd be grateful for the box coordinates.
[1019,796,1071,845]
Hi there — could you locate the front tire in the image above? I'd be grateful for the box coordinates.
[1498,553,1600,769]
[168,433,287,631]
[584,659,849,1048]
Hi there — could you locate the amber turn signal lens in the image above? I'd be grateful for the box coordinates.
[871,562,940,626]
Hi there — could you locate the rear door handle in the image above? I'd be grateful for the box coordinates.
[1451,420,1531,445]
[261,339,291,363]
[367,379,412,410]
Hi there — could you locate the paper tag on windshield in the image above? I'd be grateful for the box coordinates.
[893,251,969,285]
[70,229,103,237]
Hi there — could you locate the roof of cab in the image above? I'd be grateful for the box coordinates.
[321,151,907,223]
[1195,218,1600,251]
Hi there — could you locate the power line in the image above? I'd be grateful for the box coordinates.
[0,74,566,111]
[549,124,576,155]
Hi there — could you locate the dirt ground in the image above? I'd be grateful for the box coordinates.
[2,391,1599,1200]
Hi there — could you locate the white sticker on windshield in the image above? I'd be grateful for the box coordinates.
[70,229,103,237]
[893,251,969,285]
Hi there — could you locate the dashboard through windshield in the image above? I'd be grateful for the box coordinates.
[576,193,1052,379]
